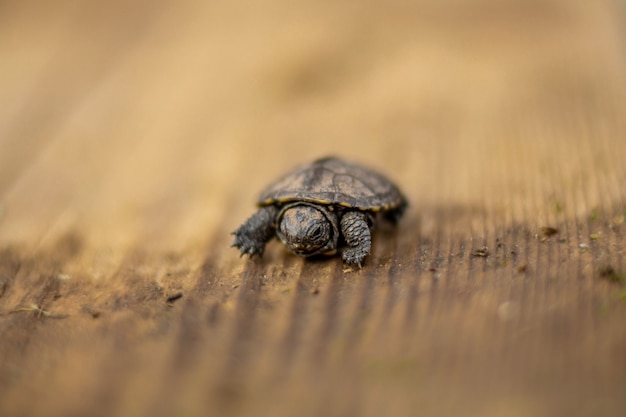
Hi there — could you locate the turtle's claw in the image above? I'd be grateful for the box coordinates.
[231,206,277,259]
[342,247,367,267]
[232,231,265,258]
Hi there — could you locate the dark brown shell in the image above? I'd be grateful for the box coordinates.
[258,157,406,211]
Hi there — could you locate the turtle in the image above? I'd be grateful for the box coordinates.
[231,156,408,266]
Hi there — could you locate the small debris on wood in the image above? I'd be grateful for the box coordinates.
[343,266,357,273]
[540,227,558,241]
[310,288,320,295]
[598,266,626,283]
[10,304,68,319]
[166,292,184,304]
[471,247,489,257]
[84,307,101,319]
[579,243,589,252]
[516,264,528,273]
[589,233,600,241]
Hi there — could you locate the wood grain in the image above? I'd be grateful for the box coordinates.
[1,1,625,416]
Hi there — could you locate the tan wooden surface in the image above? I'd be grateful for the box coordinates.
[1,1,626,416]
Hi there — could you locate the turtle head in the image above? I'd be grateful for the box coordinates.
[277,204,334,257]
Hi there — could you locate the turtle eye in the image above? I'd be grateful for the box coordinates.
[310,225,322,238]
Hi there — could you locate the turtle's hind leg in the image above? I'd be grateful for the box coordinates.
[340,211,372,267]
[232,205,278,257]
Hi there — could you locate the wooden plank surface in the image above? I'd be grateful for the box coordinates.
[1,1,625,416]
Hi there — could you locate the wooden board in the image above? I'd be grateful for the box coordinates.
[1,1,625,416]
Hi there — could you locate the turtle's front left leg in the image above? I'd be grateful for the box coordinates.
[232,205,278,257]
[340,211,372,267]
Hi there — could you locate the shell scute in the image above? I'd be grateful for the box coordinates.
[258,156,406,211]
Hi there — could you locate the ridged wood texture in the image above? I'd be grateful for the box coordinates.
[1,1,625,416]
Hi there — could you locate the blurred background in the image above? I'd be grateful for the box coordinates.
[2,0,624,248]
[1,1,625,416]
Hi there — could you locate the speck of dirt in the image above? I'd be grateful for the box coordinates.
[517,264,528,273]
[12,304,68,319]
[310,288,320,295]
[166,292,184,304]
[598,266,626,283]
[590,233,600,241]
[471,247,489,257]
[540,227,558,241]
[84,307,101,319]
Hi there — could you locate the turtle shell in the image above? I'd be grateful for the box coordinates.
[258,156,406,211]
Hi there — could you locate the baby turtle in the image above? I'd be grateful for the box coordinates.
[232,156,407,266]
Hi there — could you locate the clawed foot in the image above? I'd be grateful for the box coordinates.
[340,211,372,267]
[231,228,267,258]
[231,206,278,258]
[342,246,368,267]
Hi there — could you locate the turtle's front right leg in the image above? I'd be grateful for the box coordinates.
[340,211,372,267]
[232,205,278,257]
